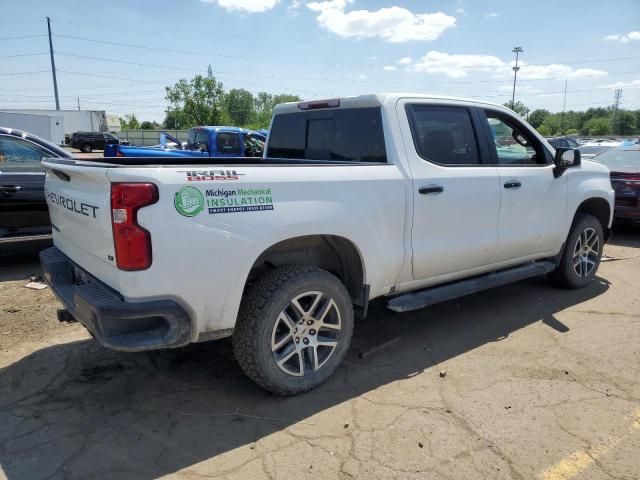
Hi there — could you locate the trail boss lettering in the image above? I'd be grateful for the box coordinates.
[178,170,245,182]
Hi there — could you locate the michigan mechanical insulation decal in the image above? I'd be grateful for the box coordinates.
[174,186,273,216]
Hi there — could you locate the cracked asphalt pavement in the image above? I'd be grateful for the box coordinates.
[1,228,639,480]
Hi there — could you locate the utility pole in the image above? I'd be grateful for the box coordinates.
[511,46,523,108]
[560,79,568,135]
[47,17,60,110]
[77,97,80,111]
[612,89,622,134]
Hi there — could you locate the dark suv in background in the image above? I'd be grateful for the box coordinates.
[69,132,126,153]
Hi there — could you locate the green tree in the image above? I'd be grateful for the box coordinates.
[140,120,156,130]
[528,109,550,129]
[165,74,226,127]
[119,114,140,130]
[612,111,637,135]
[584,117,611,136]
[225,88,256,126]
[503,100,530,118]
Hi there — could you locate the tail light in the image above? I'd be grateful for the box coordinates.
[110,183,158,271]
[116,150,125,157]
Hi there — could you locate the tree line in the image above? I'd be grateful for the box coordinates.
[119,68,301,131]
[504,100,640,136]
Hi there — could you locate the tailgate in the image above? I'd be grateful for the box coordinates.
[42,159,116,277]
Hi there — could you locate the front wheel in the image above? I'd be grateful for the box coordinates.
[549,213,604,288]
[233,265,354,395]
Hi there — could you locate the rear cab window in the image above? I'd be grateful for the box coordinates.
[216,132,241,155]
[267,107,387,163]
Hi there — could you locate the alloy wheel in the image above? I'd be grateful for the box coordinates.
[270,291,342,377]
[573,227,600,278]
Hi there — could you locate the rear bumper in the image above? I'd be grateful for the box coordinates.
[40,247,192,352]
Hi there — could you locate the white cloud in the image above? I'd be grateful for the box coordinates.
[411,51,505,78]
[601,79,640,89]
[485,12,498,18]
[456,7,465,14]
[306,0,457,42]
[202,0,280,13]
[383,65,397,71]
[603,31,640,44]
[518,65,607,80]
[408,50,609,80]
[398,57,412,64]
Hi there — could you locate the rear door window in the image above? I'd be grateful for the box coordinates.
[267,107,387,162]
[406,105,480,165]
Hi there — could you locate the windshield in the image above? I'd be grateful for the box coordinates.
[593,150,640,169]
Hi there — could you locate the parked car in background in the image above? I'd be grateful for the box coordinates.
[593,146,640,225]
[69,131,126,153]
[578,141,621,160]
[547,137,580,149]
[0,126,72,243]
[104,126,266,159]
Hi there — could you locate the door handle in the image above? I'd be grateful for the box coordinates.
[419,185,444,195]
[503,181,522,189]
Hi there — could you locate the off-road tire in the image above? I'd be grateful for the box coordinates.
[549,213,604,288]
[232,265,354,396]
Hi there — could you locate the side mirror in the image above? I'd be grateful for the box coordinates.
[554,147,581,172]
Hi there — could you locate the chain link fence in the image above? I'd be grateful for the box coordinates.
[115,130,190,146]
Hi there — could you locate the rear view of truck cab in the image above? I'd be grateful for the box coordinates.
[40,162,192,352]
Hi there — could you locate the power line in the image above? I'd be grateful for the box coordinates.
[0,70,50,77]
[0,52,49,59]
[53,32,640,71]
[0,34,47,41]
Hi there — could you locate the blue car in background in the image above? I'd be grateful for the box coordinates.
[104,126,266,159]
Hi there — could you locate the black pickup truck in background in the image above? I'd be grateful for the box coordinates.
[0,127,72,244]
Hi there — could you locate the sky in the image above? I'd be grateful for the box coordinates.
[1,0,639,122]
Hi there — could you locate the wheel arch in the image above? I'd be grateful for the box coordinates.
[573,197,611,235]
[244,234,369,315]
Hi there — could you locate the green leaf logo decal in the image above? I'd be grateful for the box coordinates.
[174,186,204,217]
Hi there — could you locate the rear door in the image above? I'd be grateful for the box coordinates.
[0,134,51,240]
[398,101,501,280]
[477,109,566,261]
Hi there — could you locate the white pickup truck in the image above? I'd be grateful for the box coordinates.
[40,94,614,395]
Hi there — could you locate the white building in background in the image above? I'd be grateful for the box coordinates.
[0,109,109,144]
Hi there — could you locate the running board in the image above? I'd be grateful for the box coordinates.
[387,261,556,313]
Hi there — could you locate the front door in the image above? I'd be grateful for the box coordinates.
[398,101,501,281]
[478,110,567,262]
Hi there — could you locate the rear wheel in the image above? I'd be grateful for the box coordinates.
[233,265,354,395]
[81,144,93,153]
[549,213,604,288]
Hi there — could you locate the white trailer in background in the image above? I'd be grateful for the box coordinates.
[0,112,65,144]
[0,109,108,144]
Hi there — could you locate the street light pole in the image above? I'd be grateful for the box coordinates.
[511,46,523,108]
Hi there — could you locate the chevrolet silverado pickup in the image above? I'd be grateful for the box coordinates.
[40,94,614,395]
[103,126,266,159]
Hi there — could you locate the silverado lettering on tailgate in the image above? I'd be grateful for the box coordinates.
[46,192,99,218]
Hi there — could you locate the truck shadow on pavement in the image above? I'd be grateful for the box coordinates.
[0,276,609,479]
